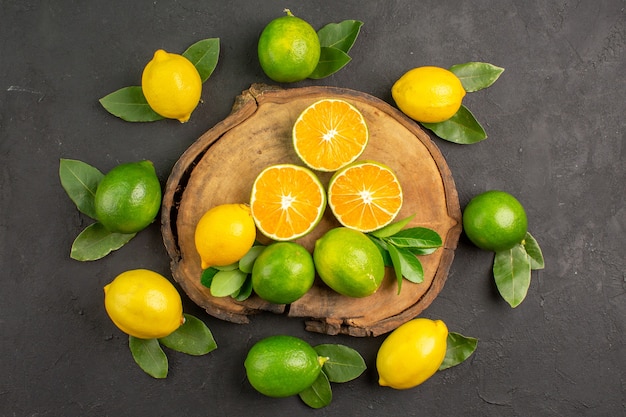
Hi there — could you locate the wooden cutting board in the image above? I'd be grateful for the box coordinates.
[161,84,462,337]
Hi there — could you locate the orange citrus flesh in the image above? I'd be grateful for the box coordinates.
[250,164,326,241]
[293,99,368,172]
[328,161,403,233]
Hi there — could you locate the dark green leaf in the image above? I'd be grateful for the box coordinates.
[387,244,404,294]
[233,275,253,301]
[298,371,332,409]
[369,214,416,238]
[314,344,367,383]
[523,232,545,270]
[308,47,351,79]
[159,314,217,356]
[422,105,487,144]
[210,269,247,297]
[317,20,363,53]
[200,267,219,288]
[70,222,135,261]
[394,246,424,284]
[59,159,104,219]
[238,245,266,274]
[439,332,478,370]
[386,227,442,249]
[493,244,532,307]
[129,336,168,379]
[406,246,438,256]
[182,38,220,83]
[449,62,504,92]
[99,86,164,122]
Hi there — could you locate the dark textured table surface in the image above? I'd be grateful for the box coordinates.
[1,1,624,416]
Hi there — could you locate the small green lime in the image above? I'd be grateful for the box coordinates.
[244,335,322,398]
[314,227,385,298]
[257,9,321,83]
[252,242,315,304]
[94,160,162,234]
[462,190,528,252]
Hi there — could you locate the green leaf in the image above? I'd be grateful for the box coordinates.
[523,232,545,270]
[200,267,219,288]
[238,245,265,274]
[406,246,438,256]
[317,20,363,53]
[369,214,416,238]
[59,159,104,219]
[439,332,478,370]
[99,86,164,122]
[70,222,136,261]
[314,344,367,383]
[159,314,217,356]
[308,47,351,79]
[182,38,220,83]
[394,246,424,284]
[387,244,404,294]
[386,227,442,249]
[449,62,504,92]
[213,262,239,271]
[233,275,253,301]
[298,371,332,409]
[210,269,248,297]
[493,244,532,307]
[367,235,392,266]
[129,336,168,379]
[422,105,487,144]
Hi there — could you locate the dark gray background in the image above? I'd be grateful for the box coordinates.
[1,1,624,416]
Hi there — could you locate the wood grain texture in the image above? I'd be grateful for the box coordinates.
[161,84,462,336]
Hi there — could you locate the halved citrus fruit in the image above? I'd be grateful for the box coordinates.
[327,160,403,233]
[293,98,369,172]
[250,164,326,241]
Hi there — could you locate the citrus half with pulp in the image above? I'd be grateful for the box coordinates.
[250,164,326,241]
[327,160,403,233]
[293,98,369,172]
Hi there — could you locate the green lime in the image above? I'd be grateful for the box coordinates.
[462,190,528,252]
[257,9,321,83]
[244,335,323,398]
[94,160,162,234]
[313,227,385,298]
[251,242,315,304]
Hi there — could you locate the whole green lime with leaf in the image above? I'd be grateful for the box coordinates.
[258,9,363,82]
[463,190,545,308]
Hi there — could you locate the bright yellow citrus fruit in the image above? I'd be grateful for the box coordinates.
[392,66,466,123]
[251,242,315,304]
[194,203,257,269]
[257,9,321,83]
[250,164,326,241]
[293,98,369,172]
[103,269,184,339]
[94,160,162,234]
[327,160,403,233]
[313,227,385,298]
[463,190,528,252]
[376,318,448,389]
[141,49,202,123]
[244,335,324,398]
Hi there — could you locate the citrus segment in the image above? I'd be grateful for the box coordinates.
[250,164,326,241]
[327,161,403,233]
[293,99,368,172]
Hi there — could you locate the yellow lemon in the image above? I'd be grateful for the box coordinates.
[376,318,448,389]
[104,269,184,339]
[141,49,202,123]
[392,66,465,123]
[194,203,257,269]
